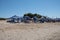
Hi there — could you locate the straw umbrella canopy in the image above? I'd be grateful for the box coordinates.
[8,15,21,23]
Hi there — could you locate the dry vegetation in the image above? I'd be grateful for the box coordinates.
[0,20,60,40]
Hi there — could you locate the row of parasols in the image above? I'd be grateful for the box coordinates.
[7,15,60,23]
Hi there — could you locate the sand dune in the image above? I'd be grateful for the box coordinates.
[0,21,60,40]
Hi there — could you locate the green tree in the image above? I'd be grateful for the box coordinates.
[33,13,42,18]
[0,18,6,20]
[24,13,33,18]
[24,13,42,18]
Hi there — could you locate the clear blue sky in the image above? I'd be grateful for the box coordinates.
[0,0,60,18]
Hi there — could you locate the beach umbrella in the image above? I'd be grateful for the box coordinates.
[10,15,20,19]
[33,16,38,23]
[54,18,60,22]
[7,15,21,23]
[39,17,47,23]
[23,16,31,23]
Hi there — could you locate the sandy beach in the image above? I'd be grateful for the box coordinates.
[0,20,60,40]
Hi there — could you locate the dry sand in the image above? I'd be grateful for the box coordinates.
[0,20,60,40]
